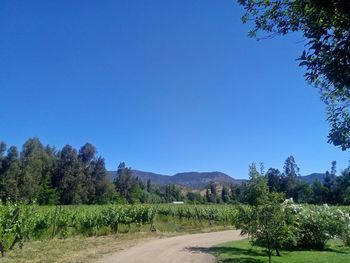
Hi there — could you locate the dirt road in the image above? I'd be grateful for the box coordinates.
[102,230,243,263]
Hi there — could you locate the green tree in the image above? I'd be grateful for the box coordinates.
[130,180,142,204]
[19,138,49,203]
[186,191,203,203]
[323,171,336,204]
[245,162,269,205]
[312,180,329,204]
[92,157,113,204]
[296,181,313,204]
[206,182,218,203]
[78,143,97,203]
[238,0,350,149]
[335,168,350,204]
[53,145,84,204]
[229,184,236,202]
[221,185,230,203]
[114,162,136,203]
[265,168,281,192]
[331,160,337,176]
[0,146,21,202]
[146,179,152,192]
[236,192,295,263]
[36,145,59,205]
[282,156,300,200]
[0,142,6,172]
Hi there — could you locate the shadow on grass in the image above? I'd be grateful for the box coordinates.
[219,259,264,263]
[282,245,348,254]
[211,246,266,257]
[185,246,264,263]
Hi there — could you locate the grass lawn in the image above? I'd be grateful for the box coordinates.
[211,239,350,263]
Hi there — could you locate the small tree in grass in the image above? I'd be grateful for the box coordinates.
[236,192,296,263]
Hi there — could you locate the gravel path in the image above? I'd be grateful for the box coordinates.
[102,230,243,263]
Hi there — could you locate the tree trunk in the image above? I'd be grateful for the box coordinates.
[275,248,281,256]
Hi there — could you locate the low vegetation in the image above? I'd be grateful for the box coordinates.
[212,238,350,263]
[0,203,237,256]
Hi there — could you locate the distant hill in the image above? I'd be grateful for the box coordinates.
[108,170,333,189]
[108,170,245,189]
[298,173,335,184]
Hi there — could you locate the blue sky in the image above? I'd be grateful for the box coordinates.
[1,0,349,178]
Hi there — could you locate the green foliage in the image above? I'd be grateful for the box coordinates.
[282,156,300,200]
[0,203,36,256]
[266,168,281,192]
[290,204,350,249]
[0,203,240,255]
[0,146,20,203]
[238,0,350,149]
[236,193,295,262]
[0,138,114,205]
[244,162,269,205]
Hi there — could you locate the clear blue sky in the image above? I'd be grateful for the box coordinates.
[1,0,349,178]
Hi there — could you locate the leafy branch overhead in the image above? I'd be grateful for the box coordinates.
[238,0,350,149]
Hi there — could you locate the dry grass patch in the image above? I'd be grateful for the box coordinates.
[2,232,163,263]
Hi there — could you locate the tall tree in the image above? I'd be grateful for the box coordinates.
[0,142,6,172]
[92,157,114,204]
[335,168,350,204]
[229,183,236,202]
[207,181,218,203]
[312,180,328,204]
[245,162,269,205]
[37,145,58,205]
[282,156,300,200]
[331,161,337,176]
[54,145,84,204]
[323,170,336,204]
[114,162,135,203]
[78,143,97,203]
[0,146,21,202]
[221,185,230,203]
[238,0,350,149]
[146,179,152,192]
[265,168,282,192]
[18,138,48,203]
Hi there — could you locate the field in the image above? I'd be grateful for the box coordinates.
[1,204,237,239]
[0,203,239,262]
[1,204,350,262]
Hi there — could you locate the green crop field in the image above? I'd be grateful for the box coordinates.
[1,203,350,262]
[0,203,238,253]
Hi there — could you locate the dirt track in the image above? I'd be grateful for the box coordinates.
[102,230,243,263]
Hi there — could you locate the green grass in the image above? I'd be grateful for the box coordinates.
[211,239,350,263]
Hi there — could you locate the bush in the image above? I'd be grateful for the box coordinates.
[291,204,350,249]
[236,193,296,263]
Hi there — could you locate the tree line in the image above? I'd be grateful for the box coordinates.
[0,138,184,205]
[200,156,350,205]
[1,138,350,205]
[0,138,112,204]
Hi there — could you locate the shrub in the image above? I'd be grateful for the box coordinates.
[292,204,349,249]
[236,193,296,263]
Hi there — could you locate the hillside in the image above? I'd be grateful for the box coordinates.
[298,173,334,184]
[108,170,244,189]
[109,170,331,189]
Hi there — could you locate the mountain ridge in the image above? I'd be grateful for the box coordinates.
[108,170,330,189]
[108,170,242,189]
